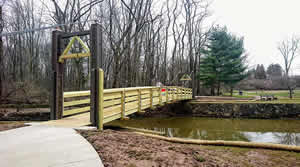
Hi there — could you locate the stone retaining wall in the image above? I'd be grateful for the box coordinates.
[186,102,300,119]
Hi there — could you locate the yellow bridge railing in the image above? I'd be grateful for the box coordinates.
[62,69,192,129]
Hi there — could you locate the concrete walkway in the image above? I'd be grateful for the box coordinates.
[0,125,103,167]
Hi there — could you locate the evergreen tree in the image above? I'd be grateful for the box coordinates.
[198,26,248,96]
[255,64,267,79]
[267,63,282,77]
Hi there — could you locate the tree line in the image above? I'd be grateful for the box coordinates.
[0,0,216,104]
[1,0,297,104]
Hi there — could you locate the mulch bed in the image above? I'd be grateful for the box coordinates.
[79,129,300,167]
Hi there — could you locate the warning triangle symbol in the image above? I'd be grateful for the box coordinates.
[180,74,192,81]
[59,36,90,63]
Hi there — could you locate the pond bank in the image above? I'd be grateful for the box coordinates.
[140,101,300,119]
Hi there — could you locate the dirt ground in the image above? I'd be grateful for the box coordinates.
[0,121,28,132]
[78,129,300,167]
[0,108,50,121]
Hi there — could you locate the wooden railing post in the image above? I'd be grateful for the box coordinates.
[159,87,162,105]
[91,23,103,125]
[185,88,187,99]
[172,87,174,101]
[150,88,153,108]
[166,87,169,103]
[121,90,125,119]
[97,68,104,130]
[138,89,142,112]
[176,87,178,100]
[179,87,181,100]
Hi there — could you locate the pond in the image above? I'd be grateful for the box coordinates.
[109,117,300,146]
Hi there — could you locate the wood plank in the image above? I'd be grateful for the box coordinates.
[63,106,90,116]
[141,104,150,110]
[64,99,90,107]
[103,99,122,108]
[141,99,150,104]
[103,113,122,124]
[153,97,159,102]
[153,91,159,96]
[125,108,138,116]
[104,92,122,100]
[141,94,150,98]
[125,101,139,111]
[141,89,150,94]
[153,101,159,106]
[125,96,138,102]
[104,87,155,94]
[125,90,139,97]
[64,91,90,98]
[103,106,121,116]
[42,112,91,127]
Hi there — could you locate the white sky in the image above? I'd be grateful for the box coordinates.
[210,0,300,75]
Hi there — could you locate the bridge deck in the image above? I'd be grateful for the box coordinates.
[42,112,90,128]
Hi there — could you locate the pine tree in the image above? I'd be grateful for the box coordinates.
[198,26,247,96]
[255,64,267,79]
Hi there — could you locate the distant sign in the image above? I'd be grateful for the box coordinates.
[180,74,192,81]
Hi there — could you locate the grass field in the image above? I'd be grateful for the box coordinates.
[224,90,300,98]
[215,90,300,104]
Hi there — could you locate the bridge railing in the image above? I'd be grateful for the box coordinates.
[61,69,192,129]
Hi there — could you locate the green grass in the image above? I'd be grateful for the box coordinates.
[223,90,300,99]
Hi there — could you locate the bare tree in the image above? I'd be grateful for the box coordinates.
[277,36,300,99]
[0,2,5,101]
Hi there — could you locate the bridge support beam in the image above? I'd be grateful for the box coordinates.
[51,30,64,120]
[90,23,103,126]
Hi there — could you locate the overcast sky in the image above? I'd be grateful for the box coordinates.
[210,0,300,75]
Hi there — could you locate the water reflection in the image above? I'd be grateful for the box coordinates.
[109,117,300,146]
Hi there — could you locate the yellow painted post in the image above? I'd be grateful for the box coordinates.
[166,87,169,103]
[150,88,153,108]
[180,87,182,99]
[97,68,104,130]
[185,88,187,99]
[138,89,141,112]
[121,90,125,119]
[172,87,174,101]
[176,87,178,100]
[159,87,162,105]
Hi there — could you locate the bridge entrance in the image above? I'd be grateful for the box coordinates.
[50,24,192,130]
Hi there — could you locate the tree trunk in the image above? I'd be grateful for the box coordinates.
[0,6,3,100]
[289,87,293,99]
[210,86,215,96]
[230,87,233,97]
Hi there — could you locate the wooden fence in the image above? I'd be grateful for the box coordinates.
[62,69,192,129]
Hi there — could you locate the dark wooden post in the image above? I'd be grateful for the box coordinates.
[51,30,64,120]
[90,23,103,125]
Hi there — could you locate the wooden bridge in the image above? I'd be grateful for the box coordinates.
[46,24,192,129]
[45,69,192,129]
